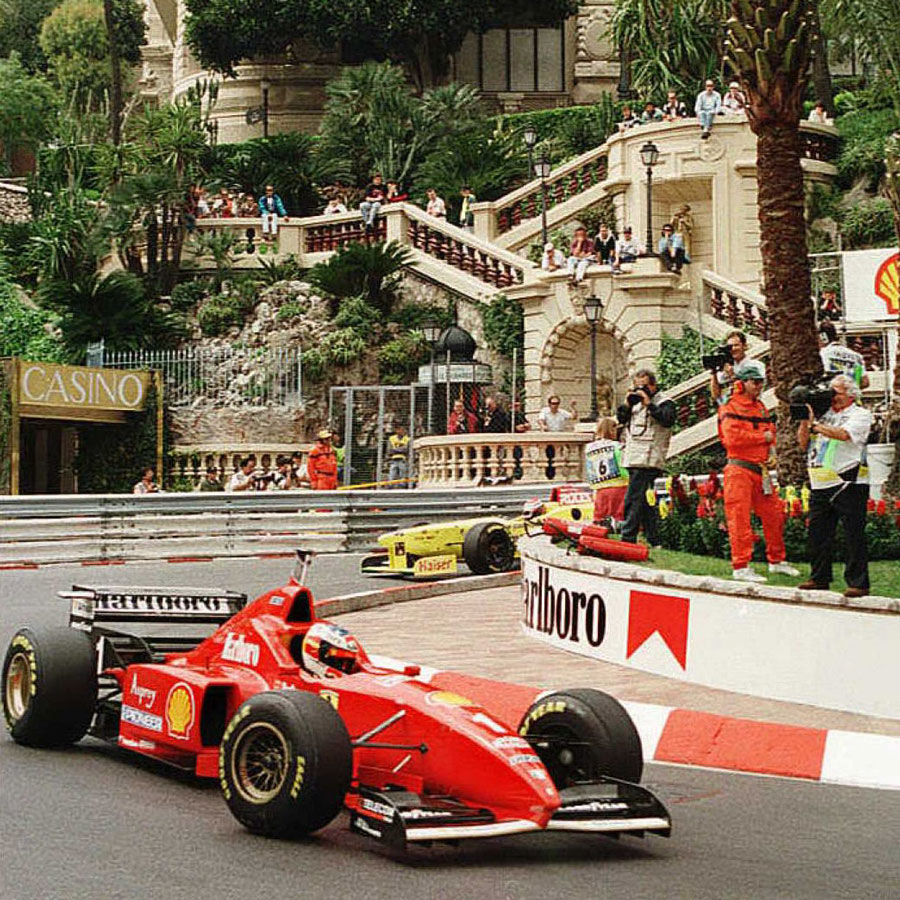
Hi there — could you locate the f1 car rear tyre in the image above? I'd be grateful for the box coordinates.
[219,690,352,837]
[2,626,97,747]
[462,521,516,574]
[518,688,643,786]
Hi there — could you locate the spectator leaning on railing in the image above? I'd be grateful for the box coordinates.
[227,457,256,492]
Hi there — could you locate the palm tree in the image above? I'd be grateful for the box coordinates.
[724,0,823,484]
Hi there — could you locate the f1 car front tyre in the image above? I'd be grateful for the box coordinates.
[518,688,643,786]
[2,626,97,747]
[219,690,352,837]
[462,521,516,574]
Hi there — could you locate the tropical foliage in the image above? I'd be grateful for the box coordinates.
[0,54,58,172]
[307,240,412,315]
[608,0,726,100]
[184,0,575,91]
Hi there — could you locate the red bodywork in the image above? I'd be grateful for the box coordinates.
[111,579,560,832]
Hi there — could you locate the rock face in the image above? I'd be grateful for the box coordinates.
[0,183,30,223]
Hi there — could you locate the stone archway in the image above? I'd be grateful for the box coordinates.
[539,317,630,417]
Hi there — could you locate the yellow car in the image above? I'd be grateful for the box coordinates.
[360,485,595,578]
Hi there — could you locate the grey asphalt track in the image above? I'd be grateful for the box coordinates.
[2,556,900,900]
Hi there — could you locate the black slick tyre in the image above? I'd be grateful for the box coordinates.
[518,688,643,786]
[462,521,516,574]
[219,690,352,837]
[2,626,97,747]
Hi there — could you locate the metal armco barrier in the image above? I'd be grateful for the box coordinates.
[0,487,543,565]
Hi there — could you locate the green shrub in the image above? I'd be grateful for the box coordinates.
[169,278,210,312]
[840,197,897,249]
[301,346,326,382]
[308,241,411,315]
[318,328,367,366]
[836,107,900,189]
[197,291,253,336]
[0,277,63,361]
[481,293,524,359]
[256,254,304,284]
[377,332,428,384]
[656,327,718,389]
[276,299,308,322]
[334,294,380,333]
[389,301,454,333]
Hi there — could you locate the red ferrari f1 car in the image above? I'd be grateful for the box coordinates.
[2,552,670,849]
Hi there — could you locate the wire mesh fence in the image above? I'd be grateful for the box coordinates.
[329,385,429,488]
[95,346,303,407]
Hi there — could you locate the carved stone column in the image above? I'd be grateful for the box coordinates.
[573,1,620,104]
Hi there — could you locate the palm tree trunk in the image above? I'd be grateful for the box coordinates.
[756,123,823,484]
[809,2,835,116]
[102,0,124,145]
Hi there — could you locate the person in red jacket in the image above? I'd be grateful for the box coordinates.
[307,430,338,490]
[718,361,798,583]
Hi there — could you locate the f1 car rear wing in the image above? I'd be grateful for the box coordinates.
[60,585,247,631]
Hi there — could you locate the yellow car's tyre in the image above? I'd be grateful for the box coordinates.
[462,522,516,574]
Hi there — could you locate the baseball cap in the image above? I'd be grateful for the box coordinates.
[544,241,554,251]
[623,226,632,233]
[317,429,333,439]
[735,360,766,382]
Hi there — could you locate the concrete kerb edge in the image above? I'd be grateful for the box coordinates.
[317,571,521,617]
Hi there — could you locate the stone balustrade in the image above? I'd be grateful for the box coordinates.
[183,203,533,294]
[702,269,769,339]
[491,149,609,237]
[414,432,593,487]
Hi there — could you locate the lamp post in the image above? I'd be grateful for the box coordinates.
[639,141,660,256]
[523,126,538,180]
[422,320,441,434]
[260,77,271,139]
[583,295,604,422]
[536,154,551,248]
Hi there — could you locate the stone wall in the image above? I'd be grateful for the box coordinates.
[0,183,30,223]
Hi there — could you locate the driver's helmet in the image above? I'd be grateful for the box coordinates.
[522,498,546,521]
[301,623,363,677]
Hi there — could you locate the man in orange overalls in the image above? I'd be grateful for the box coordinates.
[718,361,799,583]
[307,430,338,490]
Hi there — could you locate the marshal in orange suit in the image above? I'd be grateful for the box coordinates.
[717,360,799,584]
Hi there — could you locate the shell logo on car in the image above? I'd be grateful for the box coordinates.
[165,683,195,740]
[425,690,473,708]
[874,252,899,315]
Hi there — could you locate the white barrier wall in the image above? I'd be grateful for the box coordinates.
[520,537,900,720]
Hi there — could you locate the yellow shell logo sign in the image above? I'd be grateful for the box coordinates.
[165,683,195,740]
[425,690,473,708]
[874,252,900,316]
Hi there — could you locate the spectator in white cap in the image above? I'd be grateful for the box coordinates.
[722,81,746,114]
[541,240,566,272]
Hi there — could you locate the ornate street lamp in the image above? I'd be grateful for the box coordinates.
[639,141,660,256]
[535,153,552,248]
[422,319,442,433]
[583,295,604,422]
[523,126,538,180]
[260,77,271,139]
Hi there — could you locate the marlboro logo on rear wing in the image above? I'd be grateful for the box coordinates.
[61,585,247,629]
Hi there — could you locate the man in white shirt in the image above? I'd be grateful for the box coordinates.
[694,80,722,139]
[615,226,641,264]
[538,395,577,431]
[819,320,869,389]
[425,188,446,219]
[541,241,566,272]
[722,82,746,114]
[796,374,872,597]
[323,198,347,215]
[227,457,256,492]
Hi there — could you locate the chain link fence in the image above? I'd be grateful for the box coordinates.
[329,386,430,488]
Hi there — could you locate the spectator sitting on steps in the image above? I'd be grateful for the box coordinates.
[359,174,387,234]
[615,226,641,264]
[541,240,566,272]
[657,223,686,273]
[258,185,288,243]
[567,226,594,283]
[694,79,722,139]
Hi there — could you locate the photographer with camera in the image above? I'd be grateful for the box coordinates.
[718,361,798,583]
[617,369,676,547]
[796,374,872,598]
[709,331,759,406]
